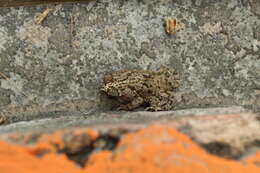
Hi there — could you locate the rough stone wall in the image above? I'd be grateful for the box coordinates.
[0,0,259,117]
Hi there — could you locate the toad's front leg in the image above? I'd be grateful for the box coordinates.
[118,97,144,111]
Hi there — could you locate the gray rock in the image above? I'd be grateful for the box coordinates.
[0,0,259,129]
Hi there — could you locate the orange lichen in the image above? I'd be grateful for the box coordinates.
[1,125,260,173]
[0,141,81,173]
[244,151,260,166]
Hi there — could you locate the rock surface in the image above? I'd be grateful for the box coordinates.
[0,0,260,172]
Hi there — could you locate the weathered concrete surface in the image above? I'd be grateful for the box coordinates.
[0,0,259,130]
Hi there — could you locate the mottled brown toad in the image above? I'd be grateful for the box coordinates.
[100,66,179,111]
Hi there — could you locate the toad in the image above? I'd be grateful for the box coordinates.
[100,66,179,111]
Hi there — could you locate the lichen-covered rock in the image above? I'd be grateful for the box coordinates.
[2,124,260,173]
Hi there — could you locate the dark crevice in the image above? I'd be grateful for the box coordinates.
[200,142,241,160]
[59,129,128,167]
[200,140,260,161]
[65,146,94,167]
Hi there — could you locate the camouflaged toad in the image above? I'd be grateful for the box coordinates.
[100,66,179,111]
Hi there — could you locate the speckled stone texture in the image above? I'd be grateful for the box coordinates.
[0,0,259,125]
